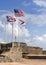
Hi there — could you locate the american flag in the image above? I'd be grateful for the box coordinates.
[6,16,16,22]
[14,9,24,17]
[19,19,25,25]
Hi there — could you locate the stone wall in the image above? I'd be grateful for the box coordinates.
[13,42,28,53]
[43,51,46,54]
[27,46,43,54]
[0,42,46,62]
[0,42,46,56]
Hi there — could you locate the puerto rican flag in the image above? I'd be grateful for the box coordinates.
[6,16,16,22]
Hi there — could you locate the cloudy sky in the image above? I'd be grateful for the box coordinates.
[0,0,46,50]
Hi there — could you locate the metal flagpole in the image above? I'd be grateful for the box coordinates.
[4,22,6,42]
[12,22,14,48]
[17,20,21,51]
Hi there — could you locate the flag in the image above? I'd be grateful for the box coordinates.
[6,16,16,22]
[19,20,25,25]
[14,9,24,17]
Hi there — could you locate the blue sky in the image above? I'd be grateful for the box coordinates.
[0,0,46,50]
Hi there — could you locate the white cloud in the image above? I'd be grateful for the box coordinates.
[6,23,12,35]
[33,0,46,7]
[5,22,30,39]
[43,34,46,38]
[22,27,30,38]
[22,1,31,6]
[33,36,43,41]
[30,34,46,50]
[0,21,4,28]
[0,10,11,13]
[37,8,46,14]
[0,38,4,42]
[31,14,46,26]
[7,24,30,42]
[22,13,46,26]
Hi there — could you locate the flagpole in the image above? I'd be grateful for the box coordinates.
[12,22,14,48]
[4,22,6,42]
[17,20,21,51]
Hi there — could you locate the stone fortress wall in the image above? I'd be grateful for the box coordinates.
[27,46,43,54]
[0,42,46,55]
[0,42,46,62]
